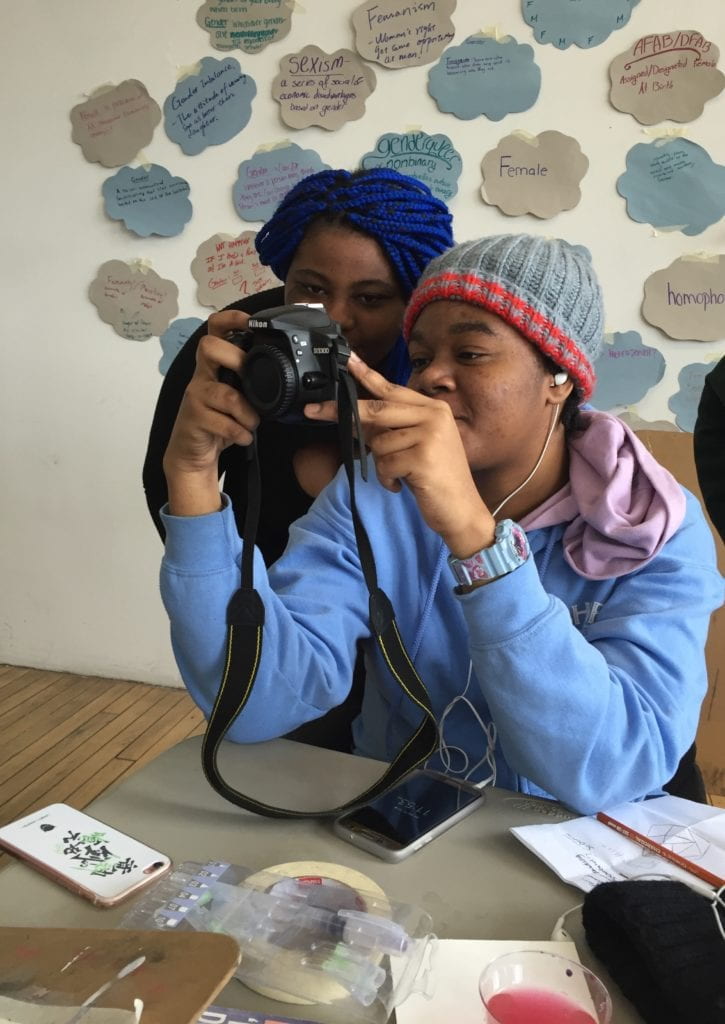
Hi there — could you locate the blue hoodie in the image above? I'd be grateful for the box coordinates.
[160,413,723,814]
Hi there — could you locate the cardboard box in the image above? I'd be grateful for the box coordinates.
[637,430,725,796]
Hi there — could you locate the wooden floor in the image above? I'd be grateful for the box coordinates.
[0,664,205,870]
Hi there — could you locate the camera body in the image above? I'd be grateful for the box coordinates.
[223,303,351,422]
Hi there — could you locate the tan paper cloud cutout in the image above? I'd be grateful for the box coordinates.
[71,81,162,168]
[271,46,376,130]
[196,0,294,54]
[642,254,725,341]
[609,30,725,125]
[191,232,281,309]
[481,131,588,218]
[89,261,178,340]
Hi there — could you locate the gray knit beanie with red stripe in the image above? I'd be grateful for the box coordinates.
[402,234,604,401]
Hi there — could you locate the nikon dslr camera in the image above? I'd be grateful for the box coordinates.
[222,303,352,423]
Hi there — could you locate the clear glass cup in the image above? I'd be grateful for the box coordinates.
[479,949,612,1024]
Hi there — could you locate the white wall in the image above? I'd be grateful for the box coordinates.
[2,0,724,685]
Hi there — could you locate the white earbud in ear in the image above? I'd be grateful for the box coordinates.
[551,371,569,387]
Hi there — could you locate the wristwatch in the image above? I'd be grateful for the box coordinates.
[447,519,530,587]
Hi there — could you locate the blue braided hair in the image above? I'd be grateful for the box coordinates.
[255,167,454,301]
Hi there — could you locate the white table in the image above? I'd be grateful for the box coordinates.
[0,736,643,1022]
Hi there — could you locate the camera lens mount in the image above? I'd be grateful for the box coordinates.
[242,343,299,418]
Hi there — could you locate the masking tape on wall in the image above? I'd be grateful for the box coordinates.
[241,860,390,1005]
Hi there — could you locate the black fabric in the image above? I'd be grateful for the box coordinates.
[142,285,361,752]
[663,742,708,803]
[582,880,725,1024]
[694,355,725,544]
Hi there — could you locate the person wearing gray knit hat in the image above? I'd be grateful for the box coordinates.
[161,225,722,818]
[403,233,604,401]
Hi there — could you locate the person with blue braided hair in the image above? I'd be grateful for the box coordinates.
[143,166,453,751]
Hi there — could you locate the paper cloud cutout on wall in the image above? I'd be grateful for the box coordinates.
[609,31,725,125]
[428,35,541,121]
[642,254,725,341]
[352,0,455,68]
[159,317,204,375]
[70,81,162,168]
[89,261,179,340]
[196,0,294,54]
[522,0,640,49]
[361,131,462,202]
[481,131,588,218]
[233,144,331,223]
[617,139,725,235]
[272,47,376,130]
[164,57,256,156]
[191,232,281,309]
[102,164,192,237]
[668,361,719,431]
[592,332,666,410]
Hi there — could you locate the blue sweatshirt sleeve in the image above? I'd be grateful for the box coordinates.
[458,496,723,814]
[160,486,370,742]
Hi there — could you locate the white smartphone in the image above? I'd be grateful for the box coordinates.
[333,769,485,863]
[0,803,171,907]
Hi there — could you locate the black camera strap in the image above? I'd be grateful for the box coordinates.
[201,374,439,819]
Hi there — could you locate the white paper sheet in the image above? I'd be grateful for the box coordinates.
[511,794,725,893]
[394,939,580,1023]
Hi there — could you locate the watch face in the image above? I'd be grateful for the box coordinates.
[511,524,528,561]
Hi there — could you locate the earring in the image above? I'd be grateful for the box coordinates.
[550,371,569,387]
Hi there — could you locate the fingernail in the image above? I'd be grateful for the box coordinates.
[306,403,322,414]
[348,350,361,364]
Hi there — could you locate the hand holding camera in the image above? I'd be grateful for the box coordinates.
[163,308,261,517]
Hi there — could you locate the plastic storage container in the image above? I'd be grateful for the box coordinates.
[119,859,436,1023]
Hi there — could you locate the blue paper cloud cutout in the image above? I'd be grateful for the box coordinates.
[617,139,725,237]
[522,0,640,49]
[158,317,204,375]
[102,164,192,237]
[668,361,716,432]
[361,131,462,202]
[428,35,541,122]
[592,332,666,410]
[233,144,331,223]
[164,57,256,156]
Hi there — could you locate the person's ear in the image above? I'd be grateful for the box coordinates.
[546,372,574,404]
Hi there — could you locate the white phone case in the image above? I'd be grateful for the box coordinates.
[0,803,171,906]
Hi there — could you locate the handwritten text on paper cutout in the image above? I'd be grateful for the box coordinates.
[233,144,330,222]
[271,47,376,130]
[522,0,640,50]
[361,130,462,201]
[351,0,456,69]
[71,81,162,168]
[642,255,725,341]
[592,332,666,410]
[191,232,281,309]
[102,164,192,237]
[89,261,179,340]
[481,131,588,218]
[428,35,541,121]
[617,139,725,235]
[196,0,294,54]
[164,57,257,155]
[609,31,725,124]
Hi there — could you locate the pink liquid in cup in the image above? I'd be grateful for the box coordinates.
[486,986,597,1024]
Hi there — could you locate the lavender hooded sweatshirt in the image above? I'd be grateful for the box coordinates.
[160,412,724,813]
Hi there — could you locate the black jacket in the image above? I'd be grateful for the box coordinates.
[694,355,725,543]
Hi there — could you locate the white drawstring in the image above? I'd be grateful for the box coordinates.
[429,659,497,789]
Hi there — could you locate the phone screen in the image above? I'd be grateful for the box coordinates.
[337,771,482,850]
